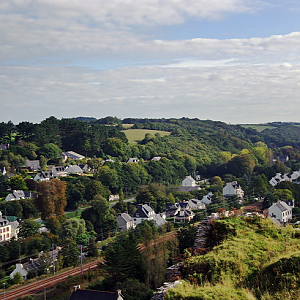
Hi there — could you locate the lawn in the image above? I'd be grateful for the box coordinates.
[239,124,276,132]
[65,208,86,219]
[122,129,171,144]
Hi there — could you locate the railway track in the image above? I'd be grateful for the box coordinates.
[3,259,101,300]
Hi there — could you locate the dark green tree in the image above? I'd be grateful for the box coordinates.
[81,195,118,236]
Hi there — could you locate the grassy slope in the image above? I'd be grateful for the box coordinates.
[239,124,276,132]
[166,217,300,300]
[122,129,171,144]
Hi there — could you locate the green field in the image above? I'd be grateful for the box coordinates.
[122,129,171,144]
[122,124,134,129]
[239,124,276,132]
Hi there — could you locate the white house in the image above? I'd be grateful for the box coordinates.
[178,176,201,192]
[182,176,196,187]
[188,198,206,210]
[127,158,139,164]
[223,181,244,199]
[116,213,136,231]
[62,151,85,161]
[10,264,29,280]
[25,160,40,171]
[268,201,293,223]
[132,204,166,226]
[0,211,12,243]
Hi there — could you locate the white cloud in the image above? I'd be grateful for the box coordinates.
[1,61,300,124]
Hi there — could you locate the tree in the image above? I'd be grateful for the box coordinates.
[227,154,256,177]
[18,220,41,239]
[12,272,23,284]
[273,189,294,203]
[249,174,270,198]
[86,237,98,257]
[59,218,86,241]
[95,166,119,192]
[9,175,27,190]
[103,231,144,283]
[38,252,52,274]
[59,239,79,268]
[35,179,67,220]
[81,195,118,236]
[38,143,62,159]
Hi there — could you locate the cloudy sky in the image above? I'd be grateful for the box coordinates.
[1,0,300,124]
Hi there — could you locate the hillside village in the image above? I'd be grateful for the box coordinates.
[1,118,300,299]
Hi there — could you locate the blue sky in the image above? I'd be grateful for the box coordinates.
[1,0,300,124]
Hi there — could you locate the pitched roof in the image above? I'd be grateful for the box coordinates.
[117,213,132,223]
[133,204,154,218]
[275,201,291,212]
[69,289,122,300]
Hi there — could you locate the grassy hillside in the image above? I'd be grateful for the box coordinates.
[166,217,300,300]
[240,124,276,132]
[122,129,171,144]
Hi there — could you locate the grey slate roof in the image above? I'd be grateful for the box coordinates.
[276,201,291,212]
[133,204,154,218]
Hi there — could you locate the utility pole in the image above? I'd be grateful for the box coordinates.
[80,245,83,275]
[18,242,22,263]
[3,283,5,300]
[52,243,55,275]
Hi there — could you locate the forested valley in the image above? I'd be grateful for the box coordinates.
[1,116,300,299]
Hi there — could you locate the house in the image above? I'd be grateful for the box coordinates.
[0,167,6,176]
[201,194,212,205]
[166,203,180,218]
[5,190,37,202]
[151,156,161,161]
[116,213,135,231]
[25,159,40,171]
[33,171,53,181]
[269,171,300,187]
[66,165,84,175]
[127,158,139,164]
[174,208,195,223]
[10,247,61,280]
[133,204,166,226]
[273,155,289,164]
[109,194,120,202]
[182,176,196,187]
[69,286,124,300]
[79,164,91,173]
[223,181,244,199]
[0,144,9,150]
[9,263,30,280]
[50,166,68,177]
[5,190,25,201]
[188,198,206,210]
[62,151,85,161]
[268,201,293,223]
[0,211,12,243]
[178,176,201,192]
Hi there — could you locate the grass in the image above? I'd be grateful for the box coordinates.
[122,129,170,144]
[167,216,300,300]
[239,124,276,132]
[65,208,86,219]
[122,123,134,129]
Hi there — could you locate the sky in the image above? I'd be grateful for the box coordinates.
[1,0,300,125]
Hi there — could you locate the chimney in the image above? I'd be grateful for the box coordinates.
[73,285,80,292]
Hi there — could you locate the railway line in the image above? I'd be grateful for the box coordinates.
[3,259,101,300]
